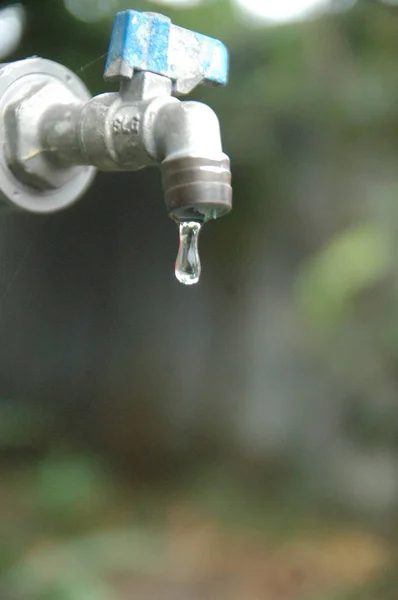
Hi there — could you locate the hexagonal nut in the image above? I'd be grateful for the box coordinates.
[4,79,82,190]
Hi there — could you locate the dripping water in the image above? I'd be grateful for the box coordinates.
[175,221,202,285]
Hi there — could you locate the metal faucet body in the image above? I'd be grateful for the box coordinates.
[0,10,232,221]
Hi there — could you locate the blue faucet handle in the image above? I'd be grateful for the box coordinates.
[104,10,229,95]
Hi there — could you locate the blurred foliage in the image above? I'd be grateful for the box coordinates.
[297,223,391,329]
[0,457,394,600]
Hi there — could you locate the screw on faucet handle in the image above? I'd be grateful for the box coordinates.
[104,10,229,95]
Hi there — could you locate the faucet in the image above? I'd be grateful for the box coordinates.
[0,9,232,284]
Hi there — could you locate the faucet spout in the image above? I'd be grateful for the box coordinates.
[154,100,224,162]
[153,100,232,222]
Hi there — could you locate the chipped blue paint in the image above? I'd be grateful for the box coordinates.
[105,11,171,79]
[147,15,170,75]
[104,9,229,91]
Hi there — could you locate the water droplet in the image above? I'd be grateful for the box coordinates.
[175,221,201,285]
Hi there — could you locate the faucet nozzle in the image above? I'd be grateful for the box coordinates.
[162,156,232,222]
[151,99,232,223]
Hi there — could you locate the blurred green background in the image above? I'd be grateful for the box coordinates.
[1,0,398,598]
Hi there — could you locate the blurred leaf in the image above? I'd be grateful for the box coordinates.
[35,454,112,527]
[36,579,115,600]
[296,223,391,328]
